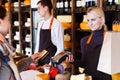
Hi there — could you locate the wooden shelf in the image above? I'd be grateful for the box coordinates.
[4,0,32,54]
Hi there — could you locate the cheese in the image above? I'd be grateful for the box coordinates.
[62,22,72,29]
[64,34,71,42]
[55,71,70,80]
[70,74,85,80]
[78,67,85,73]
[35,74,50,80]
[112,73,120,80]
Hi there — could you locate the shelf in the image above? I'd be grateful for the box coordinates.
[5,0,32,54]
[55,9,71,15]
[22,40,31,44]
[103,5,120,11]
[74,7,87,13]
[74,5,120,14]
[77,28,91,32]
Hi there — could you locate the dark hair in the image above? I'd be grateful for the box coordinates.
[0,6,7,19]
[37,0,53,13]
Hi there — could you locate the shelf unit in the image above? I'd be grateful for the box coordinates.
[2,0,32,56]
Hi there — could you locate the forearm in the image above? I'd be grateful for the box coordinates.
[53,25,64,56]
[16,57,33,72]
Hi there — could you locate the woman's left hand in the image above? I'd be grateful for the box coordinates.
[65,54,74,63]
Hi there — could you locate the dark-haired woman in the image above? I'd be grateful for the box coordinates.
[0,6,40,80]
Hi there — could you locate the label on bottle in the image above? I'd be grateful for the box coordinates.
[76,1,81,7]
[81,0,86,7]
[65,1,68,8]
[86,0,91,1]
[115,0,118,4]
[56,2,60,8]
[60,2,63,8]
[108,0,113,3]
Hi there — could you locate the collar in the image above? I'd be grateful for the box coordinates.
[41,16,54,29]
[92,28,104,36]
[87,29,106,45]
[44,16,53,22]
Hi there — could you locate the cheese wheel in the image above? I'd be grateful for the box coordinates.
[70,74,85,80]
[55,71,70,80]
[62,22,72,29]
[64,41,72,49]
[35,74,50,80]
[112,73,120,80]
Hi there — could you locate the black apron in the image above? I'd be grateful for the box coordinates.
[38,17,57,66]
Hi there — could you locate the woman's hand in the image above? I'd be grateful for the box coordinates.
[65,54,74,63]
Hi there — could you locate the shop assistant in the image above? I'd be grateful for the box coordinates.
[66,7,112,80]
[34,0,64,66]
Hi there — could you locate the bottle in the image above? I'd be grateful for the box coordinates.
[81,0,86,8]
[56,0,60,14]
[76,0,82,8]
[107,0,115,5]
[86,0,90,7]
[64,0,71,13]
[59,0,64,14]
[114,0,119,4]
[86,0,96,7]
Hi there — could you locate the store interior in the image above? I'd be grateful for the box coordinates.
[0,0,120,80]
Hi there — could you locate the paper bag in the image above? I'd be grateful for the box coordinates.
[97,31,120,74]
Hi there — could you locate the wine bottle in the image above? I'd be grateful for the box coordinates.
[56,0,60,14]
[64,0,71,13]
[81,0,86,8]
[107,0,115,5]
[114,0,119,4]
[76,0,82,8]
[86,0,96,7]
[59,0,64,14]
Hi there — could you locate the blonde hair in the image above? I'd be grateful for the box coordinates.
[87,7,107,31]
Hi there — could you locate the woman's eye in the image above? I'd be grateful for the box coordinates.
[91,19,96,21]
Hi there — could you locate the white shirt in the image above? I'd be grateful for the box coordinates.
[34,16,64,56]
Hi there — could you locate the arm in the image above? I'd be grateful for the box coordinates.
[16,53,40,72]
[65,37,88,67]
[52,20,64,56]
[16,57,33,72]
[79,36,88,68]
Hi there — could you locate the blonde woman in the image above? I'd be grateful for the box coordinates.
[66,7,112,80]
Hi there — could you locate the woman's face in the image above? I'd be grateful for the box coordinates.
[87,11,104,31]
[0,12,11,36]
